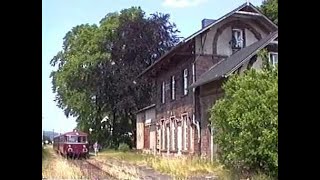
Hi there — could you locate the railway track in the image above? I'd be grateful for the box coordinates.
[69,158,116,180]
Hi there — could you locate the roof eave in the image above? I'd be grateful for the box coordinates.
[136,42,185,78]
[189,76,224,89]
[135,104,156,114]
[137,3,252,79]
[137,3,277,80]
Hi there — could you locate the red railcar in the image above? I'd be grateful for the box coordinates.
[53,130,89,159]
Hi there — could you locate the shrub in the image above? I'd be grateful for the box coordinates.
[210,51,278,177]
[118,143,130,152]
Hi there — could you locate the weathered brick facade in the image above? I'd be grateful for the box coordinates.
[154,54,198,155]
[136,2,277,159]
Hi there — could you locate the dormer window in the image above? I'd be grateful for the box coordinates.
[231,28,244,51]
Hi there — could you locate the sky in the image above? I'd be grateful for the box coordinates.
[42,0,263,133]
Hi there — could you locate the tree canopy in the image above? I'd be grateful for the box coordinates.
[260,0,278,25]
[50,7,181,148]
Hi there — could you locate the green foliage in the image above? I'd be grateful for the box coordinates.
[50,7,180,147]
[259,0,278,25]
[118,143,130,152]
[209,52,278,177]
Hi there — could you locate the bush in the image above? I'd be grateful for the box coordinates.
[210,55,278,177]
[118,143,130,152]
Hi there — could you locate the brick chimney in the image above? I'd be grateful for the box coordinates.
[201,19,216,28]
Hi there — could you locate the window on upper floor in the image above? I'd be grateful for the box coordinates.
[183,69,188,95]
[231,28,244,51]
[161,81,165,104]
[269,52,278,66]
[171,76,175,100]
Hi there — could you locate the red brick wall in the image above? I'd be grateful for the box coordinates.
[195,55,222,81]
[152,53,223,156]
[154,55,199,155]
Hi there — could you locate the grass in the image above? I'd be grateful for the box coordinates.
[42,146,87,179]
[145,156,230,179]
[97,149,275,180]
[97,149,230,179]
[251,172,275,180]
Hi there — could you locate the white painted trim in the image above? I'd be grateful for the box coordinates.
[183,69,188,95]
[171,76,175,100]
[181,114,188,151]
[235,11,262,16]
[162,81,165,104]
[270,40,278,44]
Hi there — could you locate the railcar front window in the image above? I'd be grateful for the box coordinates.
[78,136,87,143]
[67,136,78,142]
[82,136,87,143]
[67,136,87,143]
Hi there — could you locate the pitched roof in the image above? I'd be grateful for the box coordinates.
[189,30,278,88]
[137,2,277,78]
[54,130,88,138]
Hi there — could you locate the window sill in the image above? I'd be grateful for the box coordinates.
[180,94,188,98]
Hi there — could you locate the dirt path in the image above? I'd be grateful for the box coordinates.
[89,158,172,180]
[70,159,116,180]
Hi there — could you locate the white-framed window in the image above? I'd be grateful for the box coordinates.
[171,76,175,100]
[161,81,165,104]
[171,118,175,150]
[182,115,188,150]
[177,121,182,153]
[232,28,244,49]
[192,63,195,83]
[156,125,160,149]
[183,69,188,95]
[190,126,193,152]
[161,120,165,150]
[166,124,170,151]
[269,52,278,66]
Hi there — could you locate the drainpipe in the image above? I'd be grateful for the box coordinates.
[192,63,201,154]
[211,125,214,162]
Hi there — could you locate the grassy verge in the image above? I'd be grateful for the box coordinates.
[42,146,87,179]
[97,149,230,179]
[97,149,274,180]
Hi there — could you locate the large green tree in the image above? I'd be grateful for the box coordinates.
[210,51,278,177]
[50,7,180,148]
[260,0,278,25]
